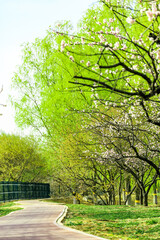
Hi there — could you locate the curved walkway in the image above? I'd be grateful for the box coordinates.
[0,200,107,240]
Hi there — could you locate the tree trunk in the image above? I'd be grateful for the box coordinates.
[119,171,122,205]
[143,193,148,206]
[153,183,158,205]
[108,191,112,205]
[93,193,98,205]
[126,176,131,205]
[140,188,143,205]
[108,189,115,205]
[73,192,80,204]
[135,185,141,205]
[112,185,116,205]
[104,193,109,205]
[122,188,126,201]
[73,197,80,204]
[119,189,122,205]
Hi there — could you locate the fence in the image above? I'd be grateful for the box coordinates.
[0,181,50,202]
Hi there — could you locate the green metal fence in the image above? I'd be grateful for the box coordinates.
[0,181,50,202]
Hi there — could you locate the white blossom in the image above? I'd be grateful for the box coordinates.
[140,8,146,14]
[146,10,154,21]
[146,3,160,20]
[126,17,136,24]
[98,34,105,43]
[109,18,114,23]
[133,65,138,70]
[86,61,91,67]
[151,2,157,14]
[113,42,119,50]
[110,27,114,33]
[121,43,127,50]
[115,27,120,34]
[156,49,160,60]
[69,56,74,62]
[60,40,66,52]
[81,37,85,44]
[61,40,65,46]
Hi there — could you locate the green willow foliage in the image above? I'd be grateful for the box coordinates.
[0,133,48,182]
[11,25,93,140]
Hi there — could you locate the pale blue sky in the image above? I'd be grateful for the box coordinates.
[0,0,95,134]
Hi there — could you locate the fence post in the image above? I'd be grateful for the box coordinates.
[2,182,5,203]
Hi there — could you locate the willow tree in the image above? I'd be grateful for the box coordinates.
[11,22,93,147]
[11,23,94,193]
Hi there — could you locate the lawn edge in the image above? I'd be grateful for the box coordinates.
[0,201,23,217]
[54,205,109,240]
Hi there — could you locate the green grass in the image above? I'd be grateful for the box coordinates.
[0,202,22,217]
[63,204,160,240]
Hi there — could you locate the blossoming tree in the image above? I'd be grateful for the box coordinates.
[54,1,160,162]
[52,0,160,205]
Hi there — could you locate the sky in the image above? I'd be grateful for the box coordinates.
[0,0,94,134]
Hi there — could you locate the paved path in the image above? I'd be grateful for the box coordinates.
[0,200,106,240]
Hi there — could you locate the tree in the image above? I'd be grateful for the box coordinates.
[73,104,159,205]
[11,0,160,205]
[0,133,48,182]
[11,24,92,138]
[11,23,95,195]
[54,0,160,177]
[59,0,159,100]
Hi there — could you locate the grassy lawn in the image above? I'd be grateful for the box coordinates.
[0,202,22,217]
[63,204,160,240]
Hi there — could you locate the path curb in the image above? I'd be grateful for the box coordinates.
[55,205,109,240]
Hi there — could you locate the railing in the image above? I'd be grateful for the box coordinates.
[0,181,50,202]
